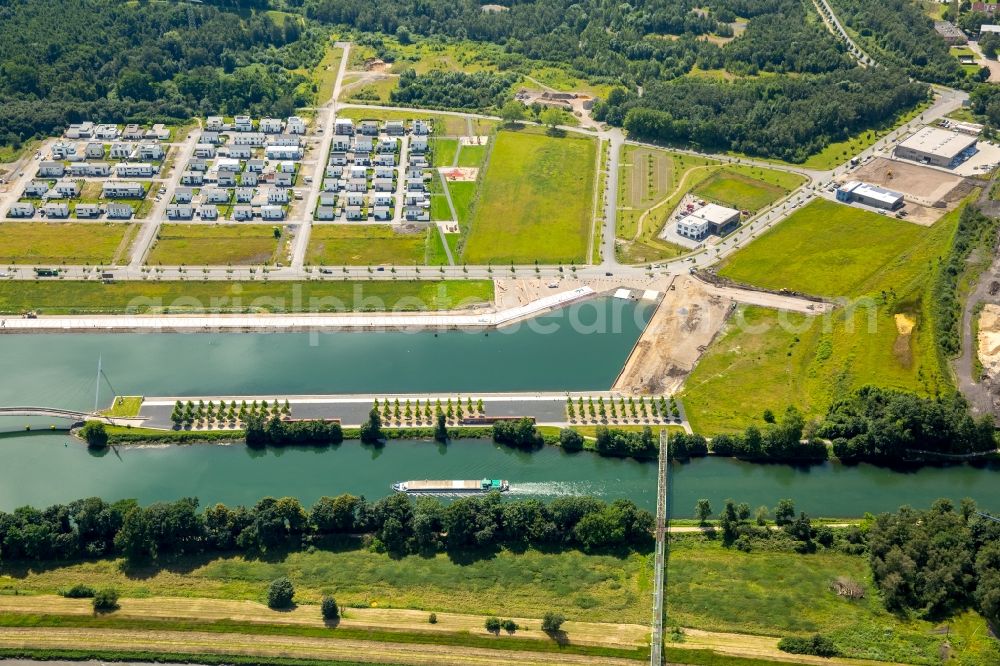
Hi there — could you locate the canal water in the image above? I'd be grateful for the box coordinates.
[1,298,998,516]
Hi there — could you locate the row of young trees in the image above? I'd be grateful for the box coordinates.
[565,395,681,423]
[0,492,653,563]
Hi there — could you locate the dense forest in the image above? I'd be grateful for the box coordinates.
[869,499,1000,626]
[828,0,966,86]
[0,493,652,563]
[390,69,519,111]
[0,0,325,148]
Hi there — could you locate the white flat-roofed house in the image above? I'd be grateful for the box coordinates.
[269,170,292,187]
[353,151,371,166]
[110,142,134,160]
[373,178,394,193]
[200,130,222,145]
[38,161,65,177]
[412,119,431,135]
[261,205,284,220]
[372,193,393,208]
[24,181,49,198]
[346,177,367,193]
[188,158,207,172]
[372,205,391,221]
[180,170,204,186]
[345,192,365,207]
[42,202,70,218]
[269,133,300,147]
[383,120,405,136]
[266,187,290,204]
[217,157,241,172]
[137,144,165,160]
[8,202,35,218]
[233,115,253,132]
[404,192,426,206]
[353,136,374,153]
[65,122,94,139]
[235,187,254,203]
[233,205,254,221]
[201,187,230,204]
[50,142,78,160]
[216,170,236,187]
[75,203,101,218]
[331,137,351,152]
[405,176,425,192]
[149,124,170,141]
[225,146,252,160]
[359,120,379,136]
[241,170,259,186]
[167,203,194,220]
[259,117,284,134]
[265,145,302,160]
[409,155,429,169]
[194,143,216,158]
[348,165,366,180]
[206,116,224,131]
[334,118,354,135]
[404,206,429,222]
[286,116,307,134]
[315,206,335,220]
[374,165,394,179]
[174,187,193,204]
[325,164,344,179]
[246,159,266,173]
[198,204,219,220]
[345,205,364,220]
[329,152,348,166]
[102,181,145,199]
[85,142,105,159]
[406,166,424,179]
[106,202,134,219]
[53,179,80,198]
[319,192,337,207]
[373,153,396,166]
[115,162,154,177]
[93,124,120,139]
[322,178,339,192]
[409,136,428,153]
[69,162,111,177]
[232,132,266,146]
[376,138,397,154]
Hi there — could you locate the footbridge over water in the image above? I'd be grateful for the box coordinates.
[0,407,112,425]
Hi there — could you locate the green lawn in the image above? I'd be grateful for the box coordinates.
[0,281,494,314]
[430,138,458,167]
[306,225,428,266]
[100,396,143,418]
[685,200,967,432]
[456,144,487,168]
[717,199,927,298]
[147,225,284,266]
[691,166,803,212]
[426,230,458,266]
[448,181,477,225]
[0,223,129,265]
[462,129,596,264]
[430,193,452,221]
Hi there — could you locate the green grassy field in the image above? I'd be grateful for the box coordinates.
[691,167,803,212]
[686,199,967,432]
[462,130,596,264]
[456,144,487,168]
[426,230,458,266]
[312,42,343,105]
[0,548,651,624]
[306,225,428,266]
[717,199,929,298]
[430,193,452,221]
[430,138,458,167]
[147,225,284,266]
[0,223,129,265]
[100,396,143,417]
[0,281,494,314]
[448,181,477,225]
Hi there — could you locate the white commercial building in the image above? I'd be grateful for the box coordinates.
[894,127,978,168]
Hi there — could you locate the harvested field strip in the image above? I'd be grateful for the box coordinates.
[0,627,645,666]
[0,596,648,650]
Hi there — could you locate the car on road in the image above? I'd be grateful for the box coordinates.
[605,271,613,276]
[376,266,385,272]
[319,268,333,274]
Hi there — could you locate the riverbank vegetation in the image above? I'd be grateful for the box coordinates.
[0,280,494,315]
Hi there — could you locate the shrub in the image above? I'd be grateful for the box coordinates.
[267,577,295,609]
[484,616,501,634]
[91,588,119,612]
[559,428,585,452]
[541,611,565,634]
[320,595,339,620]
[778,634,839,657]
[80,421,108,449]
[61,584,95,598]
[428,612,437,624]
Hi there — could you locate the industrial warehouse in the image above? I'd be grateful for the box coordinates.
[893,126,978,169]
[836,181,904,211]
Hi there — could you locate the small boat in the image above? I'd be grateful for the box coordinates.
[392,478,510,494]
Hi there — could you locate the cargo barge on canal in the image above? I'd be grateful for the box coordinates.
[392,479,510,494]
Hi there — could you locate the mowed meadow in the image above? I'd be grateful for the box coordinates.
[462,129,596,264]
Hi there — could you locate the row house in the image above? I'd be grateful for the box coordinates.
[76,203,100,218]
[234,206,254,220]
[38,161,64,177]
[53,180,80,198]
[102,181,145,199]
[107,203,133,219]
[42,202,70,218]
[115,163,154,178]
[334,118,354,135]
[232,132,266,146]
[167,203,194,220]
[24,181,49,198]
[265,145,302,160]
[85,142,105,159]
[198,204,219,220]
[194,143,216,158]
